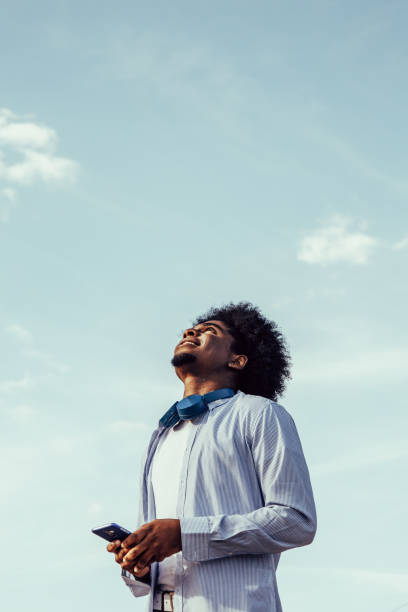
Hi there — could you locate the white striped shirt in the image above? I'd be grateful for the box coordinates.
[122,390,317,612]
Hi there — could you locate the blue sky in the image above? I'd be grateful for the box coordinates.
[1,2,407,611]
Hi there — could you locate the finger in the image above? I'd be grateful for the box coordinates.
[121,545,150,572]
[121,551,152,572]
[115,547,128,563]
[122,543,149,564]
[121,523,151,550]
[133,551,154,571]
[107,540,121,553]
[115,549,127,564]
[125,546,155,574]
[133,565,150,578]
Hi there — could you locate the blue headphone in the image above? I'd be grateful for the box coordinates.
[159,387,235,428]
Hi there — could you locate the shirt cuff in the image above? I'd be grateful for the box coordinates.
[180,516,211,562]
[121,568,151,597]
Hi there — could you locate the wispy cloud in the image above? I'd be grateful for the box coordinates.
[1,186,15,200]
[4,321,69,373]
[0,108,78,221]
[393,235,408,251]
[100,32,263,139]
[0,375,34,393]
[5,323,33,343]
[22,347,69,374]
[105,34,241,101]
[309,125,408,197]
[297,215,377,265]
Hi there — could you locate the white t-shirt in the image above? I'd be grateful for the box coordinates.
[151,419,193,591]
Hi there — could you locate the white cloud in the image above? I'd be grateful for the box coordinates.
[393,235,408,251]
[0,149,77,184]
[0,108,17,122]
[298,216,377,265]
[0,108,78,220]
[0,112,57,149]
[0,375,34,393]
[5,323,33,343]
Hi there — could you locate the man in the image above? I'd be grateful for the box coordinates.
[107,302,316,611]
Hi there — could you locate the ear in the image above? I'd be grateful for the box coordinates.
[228,354,248,371]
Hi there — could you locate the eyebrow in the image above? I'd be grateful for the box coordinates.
[194,321,225,333]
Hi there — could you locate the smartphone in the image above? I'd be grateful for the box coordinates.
[92,522,132,542]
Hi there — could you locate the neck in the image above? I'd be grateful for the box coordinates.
[180,373,235,398]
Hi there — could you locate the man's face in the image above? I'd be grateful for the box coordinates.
[172,320,237,375]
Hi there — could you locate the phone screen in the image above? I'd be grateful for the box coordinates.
[92,522,132,542]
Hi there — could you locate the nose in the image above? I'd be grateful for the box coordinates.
[182,327,200,339]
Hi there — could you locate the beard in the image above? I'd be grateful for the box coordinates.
[171,352,197,367]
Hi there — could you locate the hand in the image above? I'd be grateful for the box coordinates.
[118,519,182,574]
[106,540,151,578]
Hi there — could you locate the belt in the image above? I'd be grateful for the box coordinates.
[153,590,175,612]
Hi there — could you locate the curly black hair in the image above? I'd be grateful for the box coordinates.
[192,302,291,401]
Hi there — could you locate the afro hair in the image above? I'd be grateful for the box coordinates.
[192,301,291,401]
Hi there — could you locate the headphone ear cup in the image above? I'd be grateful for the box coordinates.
[160,389,235,428]
[177,395,207,420]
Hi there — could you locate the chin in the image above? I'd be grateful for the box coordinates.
[171,352,197,367]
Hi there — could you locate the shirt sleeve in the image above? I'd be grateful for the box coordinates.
[121,446,152,598]
[121,568,151,597]
[180,401,317,561]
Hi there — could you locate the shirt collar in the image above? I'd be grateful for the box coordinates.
[206,389,240,411]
